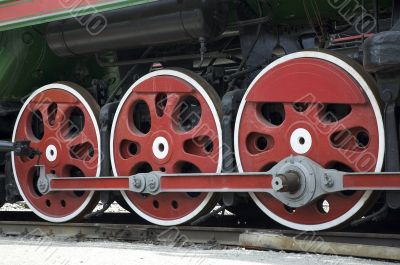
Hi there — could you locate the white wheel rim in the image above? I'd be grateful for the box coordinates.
[234,51,385,231]
[11,83,101,223]
[110,69,222,226]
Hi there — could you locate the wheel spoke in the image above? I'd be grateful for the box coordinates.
[55,104,71,124]
[163,93,182,120]
[65,158,94,177]
[322,105,375,133]
[113,116,150,144]
[241,103,286,137]
[35,104,54,138]
[175,152,218,172]
[244,151,280,172]
[138,93,160,125]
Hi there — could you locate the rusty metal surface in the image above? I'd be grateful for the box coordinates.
[240,232,400,261]
[0,218,399,261]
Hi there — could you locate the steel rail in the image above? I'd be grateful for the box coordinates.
[0,220,399,261]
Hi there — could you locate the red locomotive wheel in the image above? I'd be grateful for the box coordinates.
[234,51,385,231]
[12,83,101,222]
[110,69,222,226]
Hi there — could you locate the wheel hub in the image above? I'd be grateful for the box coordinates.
[290,128,312,154]
[270,156,317,208]
[152,136,169,160]
[45,144,58,162]
[149,131,174,163]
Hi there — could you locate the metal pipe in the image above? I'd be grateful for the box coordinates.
[46,0,228,56]
[0,140,14,153]
[272,172,301,193]
[96,52,240,67]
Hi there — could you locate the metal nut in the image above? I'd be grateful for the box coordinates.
[37,176,49,194]
[323,174,334,188]
[134,179,142,188]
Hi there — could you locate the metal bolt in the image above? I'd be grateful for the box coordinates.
[145,174,161,194]
[37,177,49,194]
[382,90,392,102]
[22,32,34,45]
[148,179,155,190]
[272,177,284,192]
[134,179,142,188]
[323,174,334,188]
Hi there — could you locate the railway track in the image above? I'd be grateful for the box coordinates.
[0,212,399,261]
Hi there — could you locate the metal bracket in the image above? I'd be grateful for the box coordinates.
[129,172,163,194]
[363,30,400,209]
[0,140,40,157]
[267,156,344,208]
[36,165,51,194]
[134,156,346,208]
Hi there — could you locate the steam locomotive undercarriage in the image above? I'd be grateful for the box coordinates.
[1,0,400,232]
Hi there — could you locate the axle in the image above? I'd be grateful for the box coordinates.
[36,156,400,208]
[0,140,40,157]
